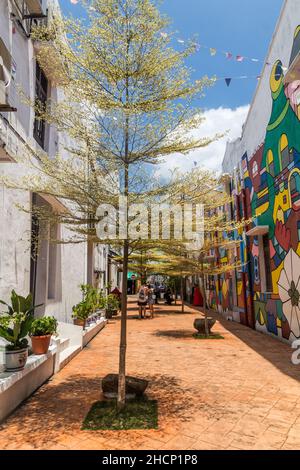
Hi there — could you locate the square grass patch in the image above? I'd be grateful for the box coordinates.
[82,398,158,431]
[193,333,224,340]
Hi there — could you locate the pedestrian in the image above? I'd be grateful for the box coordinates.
[165,287,173,306]
[137,285,148,319]
[147,284,155,319]
[154,285,160,304]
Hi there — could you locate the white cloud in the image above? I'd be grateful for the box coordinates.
[156,105,249,176]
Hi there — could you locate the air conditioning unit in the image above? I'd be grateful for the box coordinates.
[24,0,46,16]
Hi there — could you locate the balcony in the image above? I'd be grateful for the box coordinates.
[0,39,16,113]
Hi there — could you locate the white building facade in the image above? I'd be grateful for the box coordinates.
[0,0,115,322]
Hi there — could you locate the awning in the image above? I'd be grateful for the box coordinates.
[25,0,44,15]
[246,226,269,237]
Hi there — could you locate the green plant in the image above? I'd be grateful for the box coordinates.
[105,294,120,312]
[72,301,90,321]
[0,290,42,350]
[79,284,106,313]
[30,316,58,337]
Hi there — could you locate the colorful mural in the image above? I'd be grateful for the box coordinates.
[212,26,300,342]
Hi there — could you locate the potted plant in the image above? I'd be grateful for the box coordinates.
[105,294,120,319]
[30,316,58,355]
[72,301,90,328]
[0,290,41,372]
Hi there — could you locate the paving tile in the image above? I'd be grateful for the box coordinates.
[1,299,300,450]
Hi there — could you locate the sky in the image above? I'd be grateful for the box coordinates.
[59,0,284,170]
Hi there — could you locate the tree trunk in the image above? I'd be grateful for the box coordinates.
[181,276,184,313]
[201,257,209,337]
[117,239,129,411]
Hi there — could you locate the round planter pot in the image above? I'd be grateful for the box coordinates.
[31,335,51,355]
[5,347,28,372]
[73,319,86,328]
[194,317,216,335]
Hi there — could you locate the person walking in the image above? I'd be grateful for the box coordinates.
[147,285,155,319]
[137,285,148,319]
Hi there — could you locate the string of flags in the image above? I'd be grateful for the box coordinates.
[158,33,289,87]
[67,2,286,88]
[173,35,288,71]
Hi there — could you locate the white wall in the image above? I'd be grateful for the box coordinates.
[0,1,100,322]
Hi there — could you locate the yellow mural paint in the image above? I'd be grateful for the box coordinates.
[273,188,290,223]
[271,261,284,295]
[255,202,269,217]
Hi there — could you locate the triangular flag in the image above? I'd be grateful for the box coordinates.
[193,43,201,52]
[177,39,185,44]
[226,52,233,60]
[251,58,259,62]
[70,0,78,3]
[160,32,168,39]
[210,48,217,56]
[225,78,232,87]
[236,55,244,62]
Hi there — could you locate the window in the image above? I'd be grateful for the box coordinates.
[258,235,273,293]
[252,161,258,178]
[290,171,300,207]
[33,62,48,148]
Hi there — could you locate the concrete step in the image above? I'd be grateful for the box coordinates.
[59,345,81,370]
[59,337,70,352]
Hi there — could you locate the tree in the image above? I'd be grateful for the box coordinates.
[7,0,223,410]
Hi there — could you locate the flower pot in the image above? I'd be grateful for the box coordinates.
[31,335,51,355]
[73,318,86,328]
[112,309,118,317]
[5,347,28,372]
[194,317,216,335]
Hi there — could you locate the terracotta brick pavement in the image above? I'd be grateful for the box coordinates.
[1,298,300,450]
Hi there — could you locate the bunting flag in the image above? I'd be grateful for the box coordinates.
[70,0,78,4]
[175,38,288,69]
[219,75,261,87]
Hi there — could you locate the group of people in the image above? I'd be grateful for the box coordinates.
[137,284,155,319]
[137,284,175,318]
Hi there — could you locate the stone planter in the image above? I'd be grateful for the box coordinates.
[194,317,216,335]
[31,335,51,355]
[102,374,148,399]
[5,347,28,372]
[73,318,86,328]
